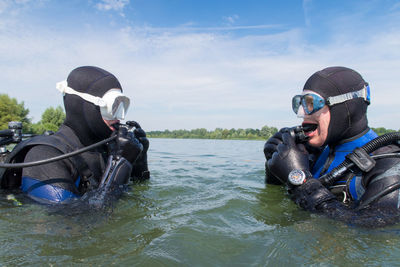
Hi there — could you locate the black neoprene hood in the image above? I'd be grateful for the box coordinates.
[63,66,123,146]
[302,66,370,146]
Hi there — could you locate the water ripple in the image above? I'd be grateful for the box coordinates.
[1,138,400,266]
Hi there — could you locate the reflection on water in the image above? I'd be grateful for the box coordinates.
[1,138,400,265]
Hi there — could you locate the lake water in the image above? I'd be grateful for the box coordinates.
[1,138,400,266]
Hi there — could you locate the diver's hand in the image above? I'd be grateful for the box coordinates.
[265,162,284,185]
[117,126,143,164]
[132,125,150,180]
[263,130,285,160]
[290,179,336,211]
[134,127,149,154]
[264,128,286,185]
[267,132,309,184]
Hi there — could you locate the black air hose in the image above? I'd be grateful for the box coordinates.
[0,135,117,169]
[320,132,400,187]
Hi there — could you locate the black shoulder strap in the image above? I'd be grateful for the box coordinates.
[48,133,94,183]
[0,134,93,189]
[52,131,95,190]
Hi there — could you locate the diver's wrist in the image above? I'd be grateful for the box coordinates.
[288,169,312,186]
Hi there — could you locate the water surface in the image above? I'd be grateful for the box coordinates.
[1,138,400,266]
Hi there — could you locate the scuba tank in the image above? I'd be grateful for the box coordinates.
[0,121,37,163]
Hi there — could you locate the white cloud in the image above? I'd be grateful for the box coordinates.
[302,0,313,26]
[223,14,239,26]
[0,0,25,15]
[95,0,129,12]
[15,0,32,4]
[0,3,399,131]
[0,1,9,14]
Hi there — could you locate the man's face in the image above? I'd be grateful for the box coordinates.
[301,105,331,147]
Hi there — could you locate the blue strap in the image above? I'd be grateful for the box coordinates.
[21,176,80,203]
[312,129,378,200]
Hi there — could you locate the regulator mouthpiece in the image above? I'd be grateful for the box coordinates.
[283,126,310,144]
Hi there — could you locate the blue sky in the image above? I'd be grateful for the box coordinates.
[1,0,400,131]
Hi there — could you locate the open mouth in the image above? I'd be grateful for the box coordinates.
[302,122,318,135]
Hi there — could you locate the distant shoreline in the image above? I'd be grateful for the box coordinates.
[147,136,267,141]
[146,127,397,141]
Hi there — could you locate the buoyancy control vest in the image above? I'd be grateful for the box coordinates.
[0,125,106,192]
[312,128,378,201]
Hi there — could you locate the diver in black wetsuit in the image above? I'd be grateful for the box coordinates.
[1,66,150,204]
[264,66,400,227]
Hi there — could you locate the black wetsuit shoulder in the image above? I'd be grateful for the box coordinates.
[22,125,107,194]
[22,144,79,193]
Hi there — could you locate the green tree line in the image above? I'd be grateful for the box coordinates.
[0,94,65,134]
[147,127,399,140]
[1,93,398,139]
[147,127,400,140]
[147,127,278,140]
[371,127,397,136]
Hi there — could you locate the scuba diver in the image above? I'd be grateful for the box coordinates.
[0,66,150,204]
[264,66,400,227]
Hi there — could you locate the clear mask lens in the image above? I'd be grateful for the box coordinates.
[292,95,302,114]
[292,93,325,115]
[100,89,130,120]
[304,94,324,114]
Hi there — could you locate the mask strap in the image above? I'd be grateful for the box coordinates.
[326,85,369,106]
[56,80,107,107]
